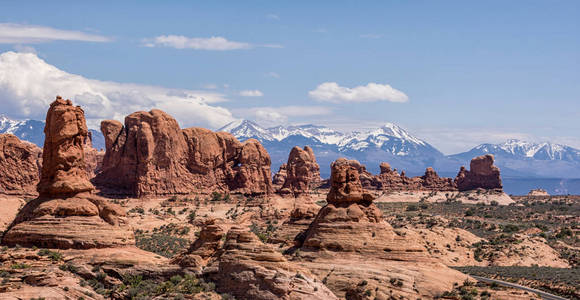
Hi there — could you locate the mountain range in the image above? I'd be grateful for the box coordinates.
[218,120,580,180]
[3,114,580,181]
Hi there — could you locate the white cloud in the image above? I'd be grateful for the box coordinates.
[266,72,280,78]
[0,51,234,129]
[309,82,409,103]
[143,35,283,50]
[239,90,263,97]
[143,35,251,50]
[234,105,332,126]
[0,23,110,44]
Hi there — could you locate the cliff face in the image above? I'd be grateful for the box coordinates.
[95,109,273,196]
[0,134,42,195]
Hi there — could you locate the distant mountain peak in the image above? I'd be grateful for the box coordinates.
[459,139,580,162]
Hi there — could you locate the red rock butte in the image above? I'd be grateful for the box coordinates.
[455,154,503,191]
[94,109,273,197]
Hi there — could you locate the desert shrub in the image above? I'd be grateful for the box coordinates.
[211,191,222,202]
[135,233,189,258]
[406,204,419,211]
[37,249,63,261]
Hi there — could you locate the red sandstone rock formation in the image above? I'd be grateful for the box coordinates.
[0,134,42,195]
[420,167,456,191]
[325,158,374,205]
[296,158,468,298]
[272,163,287,185]
[279,146,321,196]
[83,132,104,178]
[203,226,337,300]
[95,109,272,196]
[37,97,94,197]
[2,97,133,249]
[455,154,502,191]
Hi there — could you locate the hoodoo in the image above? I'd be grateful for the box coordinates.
[279,146,321,196]
[2,97,134,249]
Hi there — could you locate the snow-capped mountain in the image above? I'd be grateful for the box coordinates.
[337,123,441,157]
[218,120,344,144]
[0,114,105,150]
[446,139,580,179]
[219,120,437,155]
[0,114,45,146]
[219,120,444,177]
[450,139,580,163]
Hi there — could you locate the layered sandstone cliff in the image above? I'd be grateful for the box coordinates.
[94,110,272,196]
[2,97,134,249]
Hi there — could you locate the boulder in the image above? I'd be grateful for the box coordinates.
[455,154,502,191]
[0,134,42,195]
[280,146,321,196]
[2,97,134,249]
[95,109,273,196]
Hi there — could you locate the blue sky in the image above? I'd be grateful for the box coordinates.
[0,1,578,153]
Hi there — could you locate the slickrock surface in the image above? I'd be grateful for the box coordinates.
[202,226,338,300]
[279,146,321,196]
[95,109,273,196]
[272,163,287,185]
[295,158,468,298]
[172,218,226,271]
[2,97,134,249]
[0,134,42,195]
[455,154,503,191]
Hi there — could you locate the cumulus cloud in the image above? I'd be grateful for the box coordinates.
[309,82,409,103]
[143,35,252,50]
[234,105,332,126]
[0,51,234,129]
[239,90,263,97]
[0,23,110,44]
